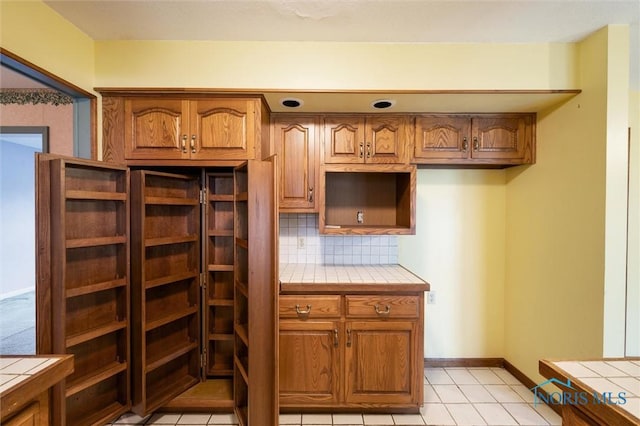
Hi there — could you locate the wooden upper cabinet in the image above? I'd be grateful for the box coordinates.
[414,113,535,166]
[272,115,319,211]
[323,115,409,164]
[123,97,258,161]
[125,98,188,160]
[191,98,256,160]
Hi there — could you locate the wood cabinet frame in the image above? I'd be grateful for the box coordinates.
[36,155,278,425]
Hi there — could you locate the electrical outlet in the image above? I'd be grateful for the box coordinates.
[427,291,436,304]
[297,237,306,249]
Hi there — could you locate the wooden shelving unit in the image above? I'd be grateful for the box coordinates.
[130,170,201,416]
[38,157,130,426]
[37,155,278,423]
[204,172,236,377]
[233,160,279,426]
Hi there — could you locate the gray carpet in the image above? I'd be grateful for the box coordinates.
[0,291,35,354]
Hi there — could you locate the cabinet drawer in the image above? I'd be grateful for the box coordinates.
[280,295,342,319]
[345,296,419,318]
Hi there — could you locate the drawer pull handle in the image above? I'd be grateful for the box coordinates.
[375,304,391,316]
[191,135,197,153]
[473,136,479,150]
[295,304,311,316]
[462,136,468,151]
[359,142,364,158]
[333,328,339,347]
[346,328,352,347]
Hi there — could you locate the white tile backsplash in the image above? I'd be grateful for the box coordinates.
[279,213,398,264]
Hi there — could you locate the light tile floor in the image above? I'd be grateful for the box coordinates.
[109,367,562,426]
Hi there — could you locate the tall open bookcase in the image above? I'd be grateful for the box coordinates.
[37,155,278,425]
[233,160,279,426]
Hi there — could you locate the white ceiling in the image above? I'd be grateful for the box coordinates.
[43,0,639,45]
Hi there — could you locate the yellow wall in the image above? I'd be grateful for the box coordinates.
[94,40,577,90]
[504,26,629,382]
[628,90,640,355]
[0,1,95,93]
[399,170,506,358]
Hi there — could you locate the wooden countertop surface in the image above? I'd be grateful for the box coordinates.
[0,355,74,420]
[279,263,430,293]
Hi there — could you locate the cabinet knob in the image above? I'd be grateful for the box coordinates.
[333,328,339,347]
[191,135,197,153]
[462,137,468,151]
[374,304,391,316]
[308,187,313,202]
[359,142,364,158]
[346,328,352,347]
[295,304,311,317]
[366,142,371,158]
[181,135,188,153]
[473,136,479,151]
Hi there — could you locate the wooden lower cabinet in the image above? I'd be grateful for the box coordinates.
[279,321,341,406]
[279,293,424,411]
[345,320,418,405]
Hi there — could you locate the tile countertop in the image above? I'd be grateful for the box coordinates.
[279,263,430,294]
[0,355,74,420]
[539,358,640,426]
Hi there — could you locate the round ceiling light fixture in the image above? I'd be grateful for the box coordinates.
[280,97,303,108]
[371,99,396,109]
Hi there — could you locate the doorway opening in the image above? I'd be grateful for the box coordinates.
[0,127,49,354]
[0,49,96,355]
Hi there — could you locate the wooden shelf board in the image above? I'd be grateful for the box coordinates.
[66,277,127,298]
[208,333,234,340]
[145,270,199,290]
[209,194,234,202]
[208,298,234,307]
[208,229,234,237]
[235,324,249,347]
[66,235,127,249]
[235,238,248,249]
[234,356,249,384]
[162,379,233,410]
[146,340,199,373]
[143,374,199,415]
[65,361,127,397]
[145,234,198,247]
[66,190,127,201]
[208,264,234,272]
[67,401,128,426]
[145,305,198,332]
[144,196,199,205]
[66,320,127,348]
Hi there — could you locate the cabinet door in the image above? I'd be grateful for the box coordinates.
[344,320,419,405]
[364,116,410,164]
[470,114,534,163]
[323,116,366,164]
[36,155,130,426]
[414,115,471,161]
[279,321,341,406]
[124,99,189,160]
[130,170,201,416]
[273,115,319,211]
[191,98,256,160]
[234,159,278,426]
